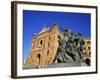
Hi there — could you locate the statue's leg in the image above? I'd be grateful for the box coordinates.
[63,50,74,62]
[74,53,80,62]
[57,58,63,63]
[56,52,64,63]
[78,51,85,62]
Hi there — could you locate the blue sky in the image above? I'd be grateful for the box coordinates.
[23,10,91,60]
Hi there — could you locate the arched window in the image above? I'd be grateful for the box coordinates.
[89,52,91,55]
[48,42,50,47]
[88,47,90,50]
[87,41,91,45]
[40,40,43,46]
[49,37,51,40]
[84,52,87,55]
[83,47,86,50]
[38,40,44,48]
[47,50,49,55]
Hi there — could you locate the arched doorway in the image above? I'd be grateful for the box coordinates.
[85,58,90,66]
[36,54,41,67]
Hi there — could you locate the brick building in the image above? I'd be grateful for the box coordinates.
[25,24,59,68]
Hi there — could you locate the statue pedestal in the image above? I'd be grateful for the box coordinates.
[47,62,87,68]
[23,62,87,69]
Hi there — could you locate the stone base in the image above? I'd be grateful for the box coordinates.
[23,62,87,69]
[47,62,87,68]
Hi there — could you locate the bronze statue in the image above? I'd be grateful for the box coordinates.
[56,28,85,63]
